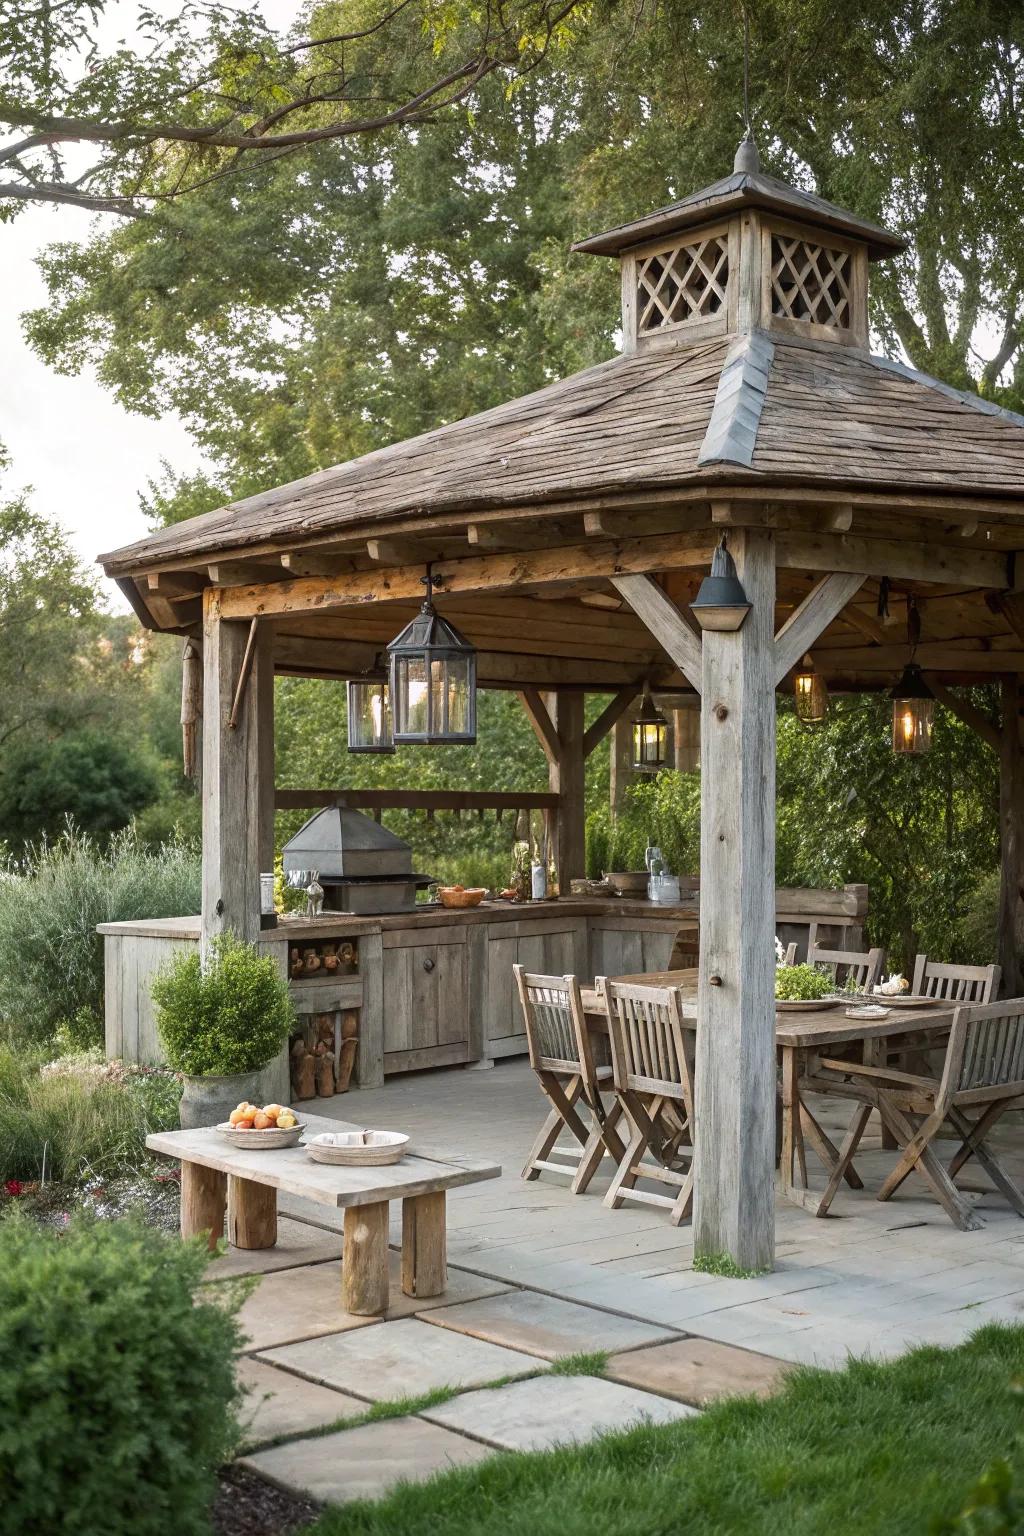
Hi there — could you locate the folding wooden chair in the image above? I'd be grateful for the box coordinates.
[598,977,696,1225]
[811,998,1024,1230]
[514,966,625,1194]
[808,943,885,994]
[911,955,1000,1003]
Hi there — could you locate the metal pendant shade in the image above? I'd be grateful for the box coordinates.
[890,662,934,755]
[631,683,668,771]
[347,676,394,754]
[386,579,477,745]
[690,536,752,631]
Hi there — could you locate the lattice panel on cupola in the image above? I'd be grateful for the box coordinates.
[636,235,729,334]
[770,235,852,328]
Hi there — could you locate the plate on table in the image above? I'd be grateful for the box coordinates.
[307,1130,409,1166]
[216,1120,305,1149]
[879,993,941,1009]
[774,998,841,1012]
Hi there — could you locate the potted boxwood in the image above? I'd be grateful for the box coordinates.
[152,933,295,1128]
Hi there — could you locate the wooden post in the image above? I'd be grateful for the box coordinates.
[201,591,272,952]
[999,675,1024,997]
[693,528,777,1273]
[544,691,586,884]
[227,1176,278,1249]
[180,1162,226,1252]
[342,1201,390,1315]
[401,1191,447,1297]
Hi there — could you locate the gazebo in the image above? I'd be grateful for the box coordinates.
[100,138,1024,1271]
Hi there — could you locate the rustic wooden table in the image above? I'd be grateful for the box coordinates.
[579,971,956,1213]
[146,1112,500,1314]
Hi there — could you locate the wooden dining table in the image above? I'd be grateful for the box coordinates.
[579,969,959,1214]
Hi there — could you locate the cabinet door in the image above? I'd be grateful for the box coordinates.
[485,918,587,1057]
[382,928,469,1073]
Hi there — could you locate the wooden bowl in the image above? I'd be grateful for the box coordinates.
[306,1130,410,1166]
[603,871,650,896]
[216,1120,304,1149]
[437,887,486,909]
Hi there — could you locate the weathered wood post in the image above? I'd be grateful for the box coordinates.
[999,675,1024,997]
[543,691,586,886]
[694,527,777,1273]
[201,589,274,953]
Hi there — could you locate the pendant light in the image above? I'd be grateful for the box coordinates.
[347,672,394,754]
[890,595,933,754]
[690,535,752,631]
[631,683,668,772]
[386,568,477,745]
[794,654,829,724]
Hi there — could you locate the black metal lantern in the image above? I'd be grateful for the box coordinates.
[690,535,752,631]
[794,654,829,724]
[387,571,477,745]
[631,683,668,772]
[347,675,394,754]
[890,662,934,755]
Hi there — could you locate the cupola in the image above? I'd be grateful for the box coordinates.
[573,135,905,356]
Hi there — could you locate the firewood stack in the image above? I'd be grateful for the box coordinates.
[289,1010,359,1101]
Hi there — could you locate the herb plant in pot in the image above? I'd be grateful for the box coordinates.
[152,933,295,1129]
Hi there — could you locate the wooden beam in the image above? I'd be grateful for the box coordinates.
[583,508,708,539]
[467,522,569,550]
[228,619,260,730]
[366,537,434,565]
[208,559,283,586]
[924,678,1001,753]
[694,527,776,1273]
[147,570,205,598]
[546,691,586,885]
[807,645,1024,674]
[611,575,703,694]
[583,687,640,759]
[773,572,867,685]
[274,788,558,812]
[716,500,855,534]
[776,531,1007,589]
[990,592,1024,646]
[841,604,889,645]
[280,551,356,578]
[517,688,559,764]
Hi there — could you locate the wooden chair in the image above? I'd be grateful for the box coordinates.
[911,955,1000,1003]
[597,977,696,1225]
[514,966,625,1194]
[808,943,885,994]
[811,998,1024,1230]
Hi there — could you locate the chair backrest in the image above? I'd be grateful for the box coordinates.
[911,955,1000,1004]
[514,966,593,1078]
[940,998,1024,1100]
[808,944,885,993]
[598,977,694,1109]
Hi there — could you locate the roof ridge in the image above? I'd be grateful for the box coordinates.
[697,331,775,467]
[867,353,1024,433]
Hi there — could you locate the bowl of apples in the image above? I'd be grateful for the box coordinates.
[216,1102,304,1148]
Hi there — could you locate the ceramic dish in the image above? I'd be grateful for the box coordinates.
[437,887,486,909]
[845,1004,891,1020]
[215,1120,304,1149]
[880,994,941,1009]
[306,1129,410,1166]
[774,998,841,1012]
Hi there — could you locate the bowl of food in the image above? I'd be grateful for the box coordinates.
[216,1103,304,1148]
[307,1129,410,1166]
[437,885,486,909]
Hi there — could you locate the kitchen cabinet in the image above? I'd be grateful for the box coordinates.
[381,925,470,1073]
[481,914,589,1058]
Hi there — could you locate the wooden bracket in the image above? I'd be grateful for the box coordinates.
[773,572,867,684]
[611,575,703,694]
[517,688,560,763]
[583,686,640,758]
[923,676,1001,753]
[227,618,260,730]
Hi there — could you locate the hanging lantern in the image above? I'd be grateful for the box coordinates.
[890,663,934,755]
[631,683,668,772]
[387,571,477,745]
[347,676,394,754]
[690,535,752,631]
[794,654,829,724]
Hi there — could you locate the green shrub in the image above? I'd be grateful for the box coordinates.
[585,771,700,880]
[963,869,1000,965]
[0,1044,181,1183]
[775,963,834,1001]
[0,824,200,1047]
[0,1212,243,1536]
[153,933,294,1076]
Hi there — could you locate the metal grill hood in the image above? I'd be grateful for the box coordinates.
[282,806,413,879]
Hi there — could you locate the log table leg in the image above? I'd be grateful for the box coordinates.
[342,1202,390,1315]
[227,1176,278,1250]
[180,1162,227,1252]
[402,1191,447,1298]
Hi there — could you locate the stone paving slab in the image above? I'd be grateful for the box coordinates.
[417,1288,681,1361]
[605,1337,793,1406]
[260,1316,547,1400]
[422,1372,697,1452]
[237,1358,365,1446]
[241,1415,492,1503]
[206,1216,344,1279]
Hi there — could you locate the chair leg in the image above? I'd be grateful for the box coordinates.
[800,1102,864,1191]
[814,1102,873,1218]
[947,1100,1009,1178]
[948,1105,1024,1218]
[604,1121,646,1210]
[669,1167,695,1226]
[878,1101,984,1232]
[522,1073,586,1181]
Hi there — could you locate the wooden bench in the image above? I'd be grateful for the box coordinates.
[146,1113,501,1315]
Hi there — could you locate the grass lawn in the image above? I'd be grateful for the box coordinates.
[309,1324,1024,1536]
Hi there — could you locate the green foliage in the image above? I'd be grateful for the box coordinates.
[691,1252,769,1280]
[0,825,199,1047]
[309,1326,1024,1536]
[549,1351,609,1376]
[153,933,295,1076]
[774,964,834,1002]
[0,727,160,847]
[0,1212,243,1536]
[0,1045,181,1184]
[963,871,1001,967]
[586,770,700,879]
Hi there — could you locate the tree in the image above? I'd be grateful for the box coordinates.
[0,727,161,847]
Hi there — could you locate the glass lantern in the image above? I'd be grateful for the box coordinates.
[890,663,934,754]
[347,677,394,754]
[387,576,477,745]
[631,684,668,772]
[794,655,829,724]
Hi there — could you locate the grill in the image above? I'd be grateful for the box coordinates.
[282,807,434,914]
